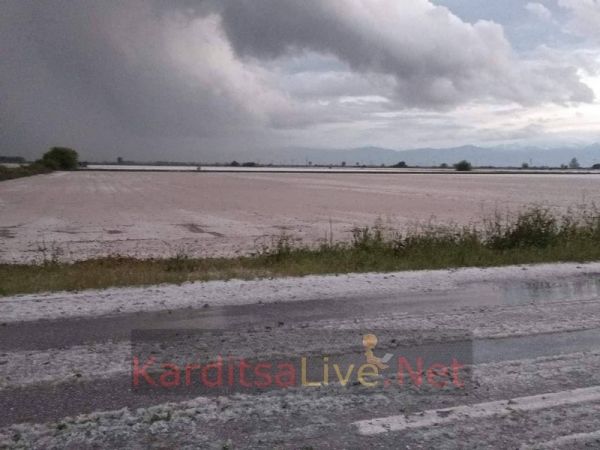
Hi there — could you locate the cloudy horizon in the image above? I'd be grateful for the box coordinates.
[2,0,600,162]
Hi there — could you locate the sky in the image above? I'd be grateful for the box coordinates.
[1,0,600,162]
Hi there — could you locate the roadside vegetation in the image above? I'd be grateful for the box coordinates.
[2,205,600,296]
[0,163,53,181]
[0,147,78,181]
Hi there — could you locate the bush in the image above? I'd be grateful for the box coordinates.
[487,207,558,250]
[41,147,79,170]
[0,162,52,181]
[454,160,472,172]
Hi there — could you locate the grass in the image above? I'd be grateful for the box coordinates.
[0,164,52,181]
[2,206,600,296]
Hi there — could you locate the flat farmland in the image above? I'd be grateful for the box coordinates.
[1,171,599,263]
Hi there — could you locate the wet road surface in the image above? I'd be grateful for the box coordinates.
[1,267,600,448]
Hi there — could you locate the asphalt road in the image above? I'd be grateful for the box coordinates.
[2,265,600,448]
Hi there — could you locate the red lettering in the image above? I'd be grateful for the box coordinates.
[451,358,465,388]
[132,356,156,386]
[397,357,423,386]
[239,359,252,387]
[275,362,296,388]
[427,363,449,389]
[159,363,181,388]
[185,363,201,386]
[201,357,223,388]
[254,362,273,388]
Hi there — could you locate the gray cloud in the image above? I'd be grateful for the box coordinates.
[1,0,355,159]
[215,0,594,107]
[7,1,281,136]
[0,0,597,162]
[559,0,600,42]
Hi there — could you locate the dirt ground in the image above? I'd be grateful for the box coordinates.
[1,171,599,262]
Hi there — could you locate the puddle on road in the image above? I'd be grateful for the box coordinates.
[470,275,600,364]
[495,275,600,306]
[475,327,600,364]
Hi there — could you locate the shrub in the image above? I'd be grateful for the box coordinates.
[454,160,472,172]
[0,163,52,181]
[569,158,580,169]
[487,207,558,250]
[351,226,386,251]
[41,147,79,170]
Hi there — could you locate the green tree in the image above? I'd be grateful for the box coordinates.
[568,158,580,169]
[41,147,79,170]
[454,160,472,172]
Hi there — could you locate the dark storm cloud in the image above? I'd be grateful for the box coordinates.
[0,0,596,161]
[1,0,300,160]
[3,1,259,137]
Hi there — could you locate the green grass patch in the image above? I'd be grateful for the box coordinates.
[0,164,52,181]
[2,206,600,296]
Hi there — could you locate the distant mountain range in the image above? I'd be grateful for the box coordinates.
[268,143,600,167]
[93,143,600,168]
